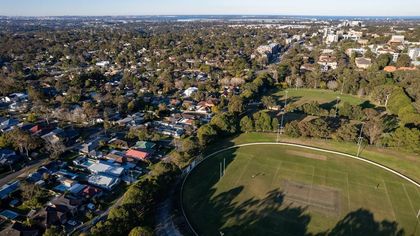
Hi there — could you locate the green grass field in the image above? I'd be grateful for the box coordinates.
[204,133,420,183]
[183,145,420,236]
[274,88,370,107]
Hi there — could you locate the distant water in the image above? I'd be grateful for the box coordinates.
[1,15,419,21]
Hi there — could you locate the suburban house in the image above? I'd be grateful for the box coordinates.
[0,149,20,166]
[41,128,69,145]
[0,181,20,200]
[355,57,372,69]
[300,63,316,72]
[388,35,405,45]
[134,141,157,152]
[125,149,150,161]
[183,87,198,97]
[104,150,130,164]
[34,206,69,229]
[318,54,338,71]
[108,138,129,149]
[49,194,84,215]
[80,186,103,199]
[0,119,19,132]
[88,174,120,190]
[87,161,125,177]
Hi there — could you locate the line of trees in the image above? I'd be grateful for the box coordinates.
[90,162,179,236]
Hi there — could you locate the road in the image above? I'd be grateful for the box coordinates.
[155,179,183,236]
[0,158,48,186]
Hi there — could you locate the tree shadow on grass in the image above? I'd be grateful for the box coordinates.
[200,186,405,236]
[316,209,405,236]
[205,188,310,236]
[360,101,376,109]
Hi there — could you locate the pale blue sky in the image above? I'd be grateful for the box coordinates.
[0,0,419,16]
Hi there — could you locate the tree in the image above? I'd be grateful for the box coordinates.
[228,95,244,114]
[127,100,137,112]
[103,120,112,134]
[301,101,328,116]
[271,118,279,132]
[375,54,392,69]
[339,102,364,120]
[253,111,272,132]
[327,80,339,90]
[261,96,276,109]
[338,102,353,118]
[363,116,384,145]
[383,127,420,153]
[333,123,358,142]
[387,87,420,125]
[197,124,217,146]
[284,121,301,138]
[27,86,45,105]
[128,227,153,236]
[20,181,47,209]
[210,113,237,135]
[82,102,98,123]
[45,140,66,160]
[240,116,254,133]
[181,137,199,156]
[27,113,38,123]
[170,151,190,168]
[7,129,40,157]
[396,54,411,67]
[0,134,11,148]
[43,226,65,236]
[298,118,330,138]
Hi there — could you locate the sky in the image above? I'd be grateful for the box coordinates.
[0,0,419,17]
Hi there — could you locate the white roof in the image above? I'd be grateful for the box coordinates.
[88,174,119,189]
[88,162,124,177]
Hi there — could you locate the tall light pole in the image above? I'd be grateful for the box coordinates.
[357,123,365,157]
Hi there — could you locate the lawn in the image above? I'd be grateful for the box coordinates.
[183,145,420,236]
[273,88,371,108]
[204,133,420,184]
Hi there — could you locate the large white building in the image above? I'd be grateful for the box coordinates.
[325,34,339,44]
[408,48,420,61]
[88,161,125,177]
[88,174,120,190]
[183,87,198,97]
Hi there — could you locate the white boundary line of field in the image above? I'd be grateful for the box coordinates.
[180,142,420,236]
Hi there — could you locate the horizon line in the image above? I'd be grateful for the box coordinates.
[1,14,420,18]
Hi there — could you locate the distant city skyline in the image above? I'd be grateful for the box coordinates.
[1,0,419,17]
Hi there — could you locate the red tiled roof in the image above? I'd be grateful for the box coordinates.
[126,149,150,160]
[29,125,42,134]
[82,186,102,197]
[384,66,417,72]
